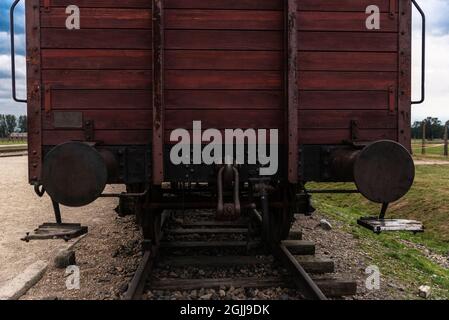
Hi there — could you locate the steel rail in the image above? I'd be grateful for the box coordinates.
[123,247,158,300]
[275,243,327,300]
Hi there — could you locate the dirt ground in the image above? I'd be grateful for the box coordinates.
[0,155,123,288]
[2,155,413,300]
[21,211,413,300]
[414,159,449,165]
[294,215,411,300]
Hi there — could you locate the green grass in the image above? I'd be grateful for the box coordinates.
[0,140,27,145]
[412,139,449,161]
[308,165,449,299]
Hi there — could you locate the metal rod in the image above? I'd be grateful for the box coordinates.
[148,202,268,210]
[250,207,263,226]
[306,190,360,194]
[100,189,149,198]
[379,203,389,220]
[411,0,426,105]
[52,200,62,224]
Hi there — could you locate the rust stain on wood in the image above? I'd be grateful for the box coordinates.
[286,0,299,182]
[152,0,164,184]
[26,0,42,183]
[398,0,412,152]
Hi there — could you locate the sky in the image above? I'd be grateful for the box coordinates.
[0,1,448,122]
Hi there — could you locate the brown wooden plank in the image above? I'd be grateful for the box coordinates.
[48,89,282,110]
[167,90,282,110]
[42,50,397,72]
[41,29,152,49]
[298,0,395,12]
[299,128,397,144]
[281,240,315,255]
[299,110,397,129]
[41,49,153,70]
[166,30,282,50]
[163,130,280,144]
[26,0,42,183]
[295,256,334,274]
[41,109,396,131]
[42,110,152,130]
[48,90,152,110]
[299,52,397,72]
[165,50,282,71]
[41,128,399,146]
[314,279,357,297]
[165,110,281,129]
[41,8,152,29]
[41,29,396,52]
[165,11,396,32]
[165,70,281,90]
[299,91,389,110]
[298,12,396,32]
[41,0,283,10]
[40,0,153,7]
[41,9,396,32]
[44,90,391,113]
[161,128,397,145]
[299,32,397,52]
[43,130,152,145]
[165,0,283,10]
[299,71,397,90]
[166,9,282,30]
[42,70,152,89]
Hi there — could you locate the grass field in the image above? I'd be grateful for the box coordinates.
[412,139,449,161]
[0,140,27,145]
[309,164,449,299]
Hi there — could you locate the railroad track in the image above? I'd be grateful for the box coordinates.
[124,210,357,300]
[0,145,28,158]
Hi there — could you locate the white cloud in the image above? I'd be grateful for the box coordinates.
[0,53,26,116]
[412,32,449,122]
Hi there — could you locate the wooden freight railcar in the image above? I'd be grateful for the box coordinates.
[11,0,425,241]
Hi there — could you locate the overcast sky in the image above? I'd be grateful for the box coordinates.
[0,1,448,122]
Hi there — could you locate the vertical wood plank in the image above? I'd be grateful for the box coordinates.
[286,0,299,182]
[398,0,412,151]
[26,0,42,183]
[152,0,164,184]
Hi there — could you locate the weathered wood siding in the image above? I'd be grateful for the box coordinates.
[33,0,410,148]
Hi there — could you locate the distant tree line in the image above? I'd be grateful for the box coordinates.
[412,117,449,140]
[0,115,27,138]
